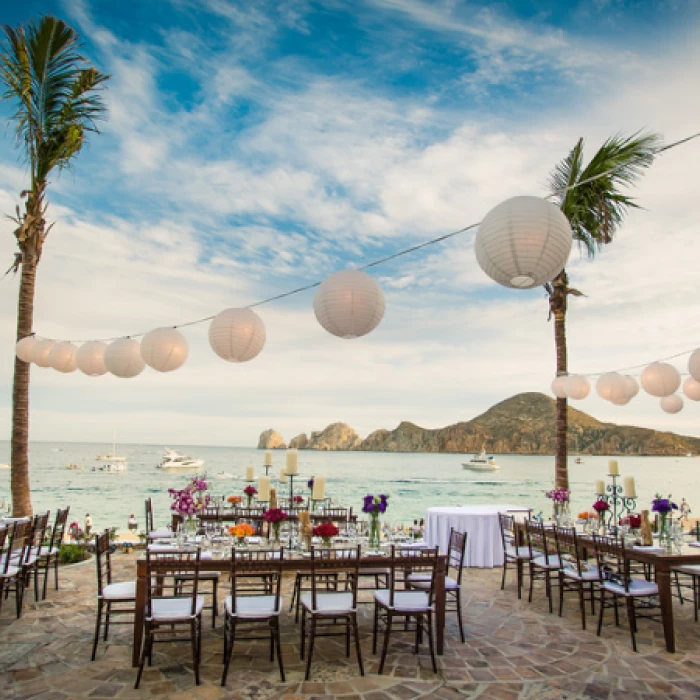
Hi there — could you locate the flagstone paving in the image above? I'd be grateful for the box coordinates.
[2,551,700,699]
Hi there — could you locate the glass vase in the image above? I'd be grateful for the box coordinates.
[554,502,570,526]
[369,514,381,551]
[271,523,281,546]
[659,514,672,552]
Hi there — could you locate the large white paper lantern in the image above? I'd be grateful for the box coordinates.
[475,196,573,289]
[16,336,37,363]
[683,377,700,401]
[49,341,77,373]
[551,375,568,398]
[76,341,108,376]
[565,374,590,400]
[611,395,630,406]
[660,394,683,414]
[623,375,639,399]
[209,308,266,362]
[30,338,56,367]
[313,269,385,338]
[105,338,146,378]
[641,362,681,397]
[141,327,188,372]
[689,349,700,382]
[596,372,626,402]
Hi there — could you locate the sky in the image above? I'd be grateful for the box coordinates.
[0,0,699,448]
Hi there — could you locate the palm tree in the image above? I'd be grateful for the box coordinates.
[1,16,109,516]
[545,132,661,489]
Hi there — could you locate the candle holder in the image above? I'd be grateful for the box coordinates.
[264,463,271,476]
[287,473,300,550]
[598,474,637,531]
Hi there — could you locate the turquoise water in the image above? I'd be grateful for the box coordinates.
[0,442,698,533]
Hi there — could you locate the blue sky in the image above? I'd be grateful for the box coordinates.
[0,0,699,446]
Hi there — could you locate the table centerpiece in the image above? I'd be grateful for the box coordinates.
[362,493,388,551]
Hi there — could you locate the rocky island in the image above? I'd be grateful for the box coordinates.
[257,392,700,456]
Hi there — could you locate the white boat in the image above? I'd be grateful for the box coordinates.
[158,449,204,470]
[96,430,126,463]
[214,471,234,479]
[462,447,500,472]
[92,462,127,472]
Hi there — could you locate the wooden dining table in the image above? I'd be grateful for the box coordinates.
[131,548,448,667]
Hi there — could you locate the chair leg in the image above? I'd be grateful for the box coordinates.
[304,617,316,681]
[300,607,306,659]
[675,572,684,604]
[625,597,637,652]
[455,589,465,643]
[613,596,620,627]
[372,604,379,654]
[54,557,60,591]
[578,582,587,631]
[192,618,201,685]
[91,601,103,661]
[221,616,232,686]
[500,561,507,590]
[104,604,110,641]
[212,579,218,629]
[275,619,286,682]
[425,611,437,674]
[135,627,150,689]
[414,615,420,654]
[378,611,393,674]
[597,588,606,637]
[345,617,351,657]
[558,574,565,617]
[352,614,364,676]
[270,620,275,662]
[517,559,524,599]
[545,571,553,613]
[528,566,534,603]
[694,577,699,622]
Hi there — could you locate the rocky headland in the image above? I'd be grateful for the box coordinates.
[257,392,700,456]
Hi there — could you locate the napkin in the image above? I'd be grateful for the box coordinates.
[688,541,700,548]
[632,545,665,554]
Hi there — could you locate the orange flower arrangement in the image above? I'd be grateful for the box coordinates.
[227,495,242,504]
[229,523,256,539]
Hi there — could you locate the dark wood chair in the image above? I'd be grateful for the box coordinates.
[592,534,661,652]
[300,546,363,681]
[0,520,31,618]
[525,520,561,612]
[673,563,700,622]
[222,548,285,686]
[22,511,50,603]
[91,529,136,660]
[498,513,533,599]
[145,498,171,543]
[135,548,204,688]
[373,546,439,674]
[36,506,70,599]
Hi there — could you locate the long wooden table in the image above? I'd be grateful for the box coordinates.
[132,550,447,667]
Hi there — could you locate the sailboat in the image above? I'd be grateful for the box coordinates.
[96,430,127,463]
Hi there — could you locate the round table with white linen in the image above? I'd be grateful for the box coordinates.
[424,504,529,568]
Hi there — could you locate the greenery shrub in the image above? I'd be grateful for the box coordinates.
[58,544,90,565]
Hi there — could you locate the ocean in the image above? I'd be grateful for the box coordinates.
[0,442,697,533]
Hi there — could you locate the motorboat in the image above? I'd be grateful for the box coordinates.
[93,463,127,472]
[462,447,499,472]
[158,448,204,470]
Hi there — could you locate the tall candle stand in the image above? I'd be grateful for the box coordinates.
[287,473,299,549]
[599,474,637,531]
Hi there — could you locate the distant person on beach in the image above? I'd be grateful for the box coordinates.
[128,513,138,532]
[85,513,93,536]
[681,498,691,521]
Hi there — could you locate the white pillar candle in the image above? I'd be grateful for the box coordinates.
[258,476,271,501]
[623,476,636,499]
[264,450,272,466]
[245,465,254,482]
[595,479,605,495]
[312,476,326,501]
[279,467,287,484]
[286,448,298,475]
[608,459,619,476]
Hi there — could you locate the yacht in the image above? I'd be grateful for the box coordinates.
[462,447,500,472]
[93,462,127,472]
[158,448,204,470]
[96,431,126,463]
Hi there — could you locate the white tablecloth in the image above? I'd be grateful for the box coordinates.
[424,504,529,568]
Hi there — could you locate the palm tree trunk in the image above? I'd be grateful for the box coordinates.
[550,270,569,489]
[10,237,39,517]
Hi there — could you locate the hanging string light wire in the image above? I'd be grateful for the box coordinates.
[26,131,700,344]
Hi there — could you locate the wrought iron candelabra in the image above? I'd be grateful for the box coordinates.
[286,473,298,549]
[599,474,637,530]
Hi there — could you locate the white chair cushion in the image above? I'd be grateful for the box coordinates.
[676,564,700,576]
[102,580,137,601]
[0,564,20,578]
[31,546,59,558]
[225,594,282,618]
[505,545,532,559]
[406,572,459,590]
[8,552,37,566]
[149,596,205,621]
[148,530,172,539]
[300,591,355,615]
[531,554,561,570]
[374,589,432,612]
[603,578,659,597]
[562,565,599,581]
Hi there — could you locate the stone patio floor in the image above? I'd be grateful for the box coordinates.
[2,551,700,699]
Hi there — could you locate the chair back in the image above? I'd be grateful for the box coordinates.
[388,545,439,607]
[28,511,50,559]
[6,520,31,572]
[50,507,70,551]
[322,507,349,523]
[229,548,284,615]
[525,519,556,561]
[592,533,631,591]
[309,546,361,611]
[145,498,155,533]
[552,526,585,575]
[0,526,8,563]
[145,548,202,620]
[94,529,113,596]
[498,513,516,552]
[197,505,220,535]
[447,528,467,585]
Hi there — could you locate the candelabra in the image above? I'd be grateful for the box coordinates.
[598,474,637,531]
[287,473,299,549]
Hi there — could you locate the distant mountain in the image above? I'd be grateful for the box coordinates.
[258,392,700,456]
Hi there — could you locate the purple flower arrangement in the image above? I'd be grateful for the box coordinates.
[652,494,678,514]
[545,487,570,503]
[362,494,388,515]
[307,478,314,490]
[168,475,211,516]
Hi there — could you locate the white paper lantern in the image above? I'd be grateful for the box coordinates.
[76,341,108,376]
[209,308,266,362]
[474,196,573,289]
[641,362,681,397]
[30,339,56,367]
[623,375,639,399]
[689,349,700,382]
[313,269,385,338]
[611,395,631,406]
[49,341,77,373]
[565,374,590,400]
[596,372,627,402]
[660,394,683,414]
[141,327,188,372]
[16,336,37,362]
[551,375,568,398]
[683,377,700,401]
[105,338,146,378]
